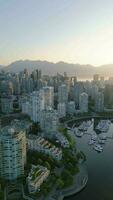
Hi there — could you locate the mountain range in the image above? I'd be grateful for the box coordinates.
[1,60,113,79]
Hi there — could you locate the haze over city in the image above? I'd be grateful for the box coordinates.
[1,0,113,66]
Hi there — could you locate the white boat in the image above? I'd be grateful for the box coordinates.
[78,120,92,131]
[95,144,103,149]
[96,120,111,132]
[88,139,95,145]
[94,144,103,152]
[91,135,97,141]
[99,135,107,140]
[98,139,105,144]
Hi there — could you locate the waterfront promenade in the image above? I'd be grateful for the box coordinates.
[60,163,88,200]
[46,163,88,200]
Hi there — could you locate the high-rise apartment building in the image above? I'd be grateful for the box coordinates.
[40,109,59,134]
[95,92,104,112]
[57,102,66,118]
[58,84,68,104]
[0,122,26,181]
[79,92,88,113]
[1,96,13,114]
[41,86,54,110]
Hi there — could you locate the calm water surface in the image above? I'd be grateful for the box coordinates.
[65,122,113,200]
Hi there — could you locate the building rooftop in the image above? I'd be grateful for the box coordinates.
[28,165,49,182]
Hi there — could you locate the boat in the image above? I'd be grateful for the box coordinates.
[88,139,95,145]
[93,144,103,152]
[95,144,103,149]
[99,134,107,140]
[96,120,111,133]
[91,135,97,141]
[78,120,92,131]
[98,139,105,144]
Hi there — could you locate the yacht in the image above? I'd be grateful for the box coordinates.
[98,139,105,144]
[99,135,107,140]
[91,135,97,141]
[96,120,111,132]
[88,139,95,145]
[94,144,103,152]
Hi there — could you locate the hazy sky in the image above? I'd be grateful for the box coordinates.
[0,0,113,65]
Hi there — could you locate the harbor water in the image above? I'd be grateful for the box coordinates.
[65,120,113,200]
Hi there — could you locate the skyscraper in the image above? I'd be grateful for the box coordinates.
[74,82,84,106]
[58,84,68,105]
[40,109,59,135]
[57,102,66,118]
[31,91,44,122]
[0,122,26,181]
[41,86,54,110]
[79,92,88,113]
[95,92,104,112]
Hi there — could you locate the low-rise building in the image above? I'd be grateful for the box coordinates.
[27,135,62,161]
[27,165,50,194]
[55,132,70,148]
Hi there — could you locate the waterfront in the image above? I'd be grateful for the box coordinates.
[65,120,113,200]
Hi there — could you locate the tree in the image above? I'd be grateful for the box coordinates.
[45,161,51,170]
[56,178,64,189]
[30,122,42,135]
[38,158,43,165]
[0,191,4,200]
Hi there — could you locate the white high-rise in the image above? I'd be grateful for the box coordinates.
[22,101,31,116]
[41,86,54,110]
[74,82,84,106]
[31,91,44,122]
[58,84,68,104]
[91,84,98,100]
[0,123,26,181]
[21,87,54,122]
[57,103,66,118]
[40,109,59,134]
[95,92,104,112]
[67,101,75,115]
[79,92,88,113]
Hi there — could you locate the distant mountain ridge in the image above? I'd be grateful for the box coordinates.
[1,60,113,78]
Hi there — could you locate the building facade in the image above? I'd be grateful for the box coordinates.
[0,123,26,181]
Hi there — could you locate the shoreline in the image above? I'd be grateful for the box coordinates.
[64,115,113,126]
[22,163,88,200]
[57,163,88,200]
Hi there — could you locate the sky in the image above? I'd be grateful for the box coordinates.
[0,0,113,66]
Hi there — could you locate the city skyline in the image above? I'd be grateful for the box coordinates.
[1,1,113,199]
[1,0,113,66]
[0,59,113,200]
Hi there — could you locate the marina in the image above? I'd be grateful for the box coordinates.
[68,119,113,154]
[65,118,113,200]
